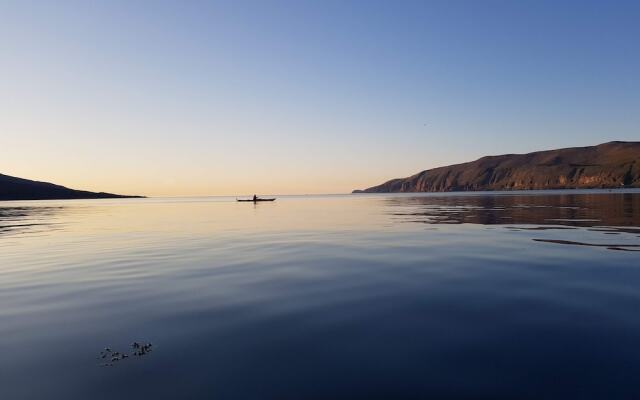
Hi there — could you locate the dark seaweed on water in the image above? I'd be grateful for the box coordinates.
[97,342,153,367]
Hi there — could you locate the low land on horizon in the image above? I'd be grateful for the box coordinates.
[355,141,640,193]
[0,173,143,201]
[3,141,640,201]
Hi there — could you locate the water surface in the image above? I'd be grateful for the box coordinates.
[1,191,640,399]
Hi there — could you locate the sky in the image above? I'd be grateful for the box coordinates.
[1,0,639,196]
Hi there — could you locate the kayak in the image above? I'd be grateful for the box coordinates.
[237,198,276,202]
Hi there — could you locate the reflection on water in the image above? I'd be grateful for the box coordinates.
[388,192,640,251]
[388,192,640,226]
[531,239,640,251]
[0,206,65,236]
[1,192,640,399]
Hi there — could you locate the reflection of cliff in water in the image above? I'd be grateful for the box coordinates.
[387,192,640,228]
[0,206,64,236]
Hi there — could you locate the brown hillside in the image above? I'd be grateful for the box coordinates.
[355,141,640,193]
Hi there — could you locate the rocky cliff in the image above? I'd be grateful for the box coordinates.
[354,141,640,193]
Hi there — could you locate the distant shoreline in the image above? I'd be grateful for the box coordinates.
[0,195,146,202]
[353,186,639,194]
[0,173,144,201]
[0,196,149,202]
[354,141,640,194]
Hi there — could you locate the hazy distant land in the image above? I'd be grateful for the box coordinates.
[355,141,640,193]
[0,173,143,201]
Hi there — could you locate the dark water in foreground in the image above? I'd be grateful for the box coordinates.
[1,191,640,399]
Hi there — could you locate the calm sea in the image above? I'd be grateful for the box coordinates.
[2,191,640,399]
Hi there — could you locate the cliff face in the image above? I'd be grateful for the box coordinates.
[355,141,640,193]
[0,173,143,201]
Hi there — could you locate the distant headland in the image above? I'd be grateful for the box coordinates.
[354,141,640,193]
[0,173,144,201]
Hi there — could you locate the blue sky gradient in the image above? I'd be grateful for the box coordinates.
[1,0,638,195]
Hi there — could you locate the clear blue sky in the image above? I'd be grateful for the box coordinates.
[1,0,638,195]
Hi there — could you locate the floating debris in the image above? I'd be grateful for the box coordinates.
[133,342,153,356]
[97,341,154,367]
